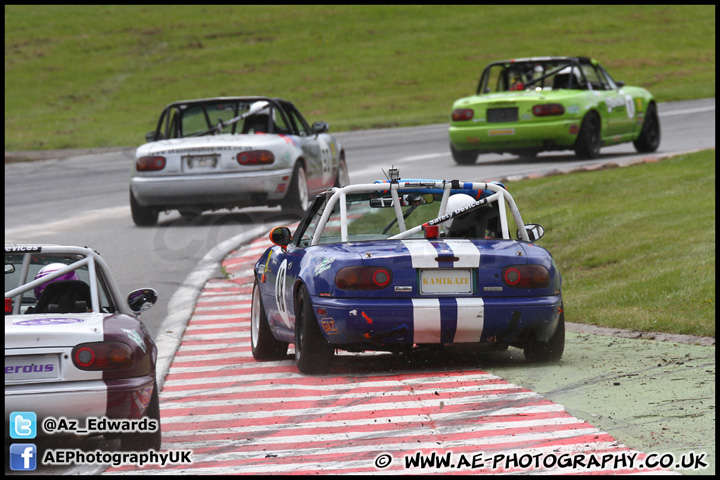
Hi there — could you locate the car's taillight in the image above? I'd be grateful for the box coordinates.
[5,298,13,314]
[335,266,392,290]
[136,156,166,171]
[237,150,275,165]
[532,104,565,117]
[72,342,135,370]
[452,108,474,121]
[502,265,551,288]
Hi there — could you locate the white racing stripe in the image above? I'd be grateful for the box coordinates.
[443,238,482,267]
[401,239,441,268]
[411,297,442,343]
[454,297,485,342]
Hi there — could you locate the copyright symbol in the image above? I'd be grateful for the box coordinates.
[374,453,392,469]
[43,418,56,433]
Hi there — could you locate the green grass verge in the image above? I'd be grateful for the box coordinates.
[506,150,715,337]
[4,5,716,151]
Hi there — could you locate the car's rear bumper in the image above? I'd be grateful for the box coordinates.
[449,119,580,152]
[4,375,155,433]
[131,168,293,208]
[312,295,562,348]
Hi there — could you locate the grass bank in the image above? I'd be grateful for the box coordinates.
[4,5,716,150]
[507,150,715,337]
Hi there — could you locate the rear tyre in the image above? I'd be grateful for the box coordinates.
[281,162,309,217]
[573,111,602,160]
[450,145,478,165]
[251,280,289,360]
[633,102,660,153]
[294,285,334,374]
[130,189,159,226]
[119,380,161,451]
[524,308,565,362]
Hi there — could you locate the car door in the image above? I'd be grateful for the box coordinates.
[281,102,333,193]
[591,64,634,137]
[261,244,296,334]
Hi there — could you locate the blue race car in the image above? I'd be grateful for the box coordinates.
[251,169,564,373]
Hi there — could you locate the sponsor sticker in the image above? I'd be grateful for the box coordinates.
[5,355,59,381]
[13,318,84,326]
[488,129,515,136]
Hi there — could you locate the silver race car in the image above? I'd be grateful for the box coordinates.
[130,96,349,225]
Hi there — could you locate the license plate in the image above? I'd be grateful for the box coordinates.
[5,354,60,382]
[183,155,219,172]
[419,269,473,295]
[487,107,518,123]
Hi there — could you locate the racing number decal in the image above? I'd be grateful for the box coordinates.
[606,94,635,119]
[625,95,635,119]
[318,138,333,183]
[275,259,291,327]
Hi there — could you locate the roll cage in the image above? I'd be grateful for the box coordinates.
[4,245,151,316]
[292,179,531,247]
[146,96,314,141]
[476,56,621,95]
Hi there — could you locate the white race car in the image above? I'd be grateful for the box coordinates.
[130,96,349,225]
[5,244,161,450]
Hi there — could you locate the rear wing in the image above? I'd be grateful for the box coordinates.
[310,180,529,246]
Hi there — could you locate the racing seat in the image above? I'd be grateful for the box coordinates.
[447,207,500,239]
[34,280,92,314]
[553,73,574,90]
[242,114,274,134]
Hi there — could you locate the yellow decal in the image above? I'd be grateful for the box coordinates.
[321,318,338,334]
[488,129,515,136]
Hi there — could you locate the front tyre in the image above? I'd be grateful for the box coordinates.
[450,144,478,165]
[251,280,289,360]
[574,111,602,160]
[524,307,565,362]
[281,162,309,217]
[633,102,660,153]
[130,189,159,226]
[294,285,334,374]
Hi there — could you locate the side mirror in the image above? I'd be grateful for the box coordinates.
[127,288,158,314]
[312,121,329,135]
[615,80,625,88]
[269,226,292,248]
[145,131,159,142]
[5,264,15,274]
[518,224,544,242]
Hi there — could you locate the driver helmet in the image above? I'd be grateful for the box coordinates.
[444,194,477,230]
[34,263,79,299]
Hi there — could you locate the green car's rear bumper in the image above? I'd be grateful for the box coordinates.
[449,118,581,153]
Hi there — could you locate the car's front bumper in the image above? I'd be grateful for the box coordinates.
[312,295,562,348]
[449,119,580,152]
[131,167,294,208]
[5,375,155,434]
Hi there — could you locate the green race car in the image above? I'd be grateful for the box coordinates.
[449,56,660,164]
